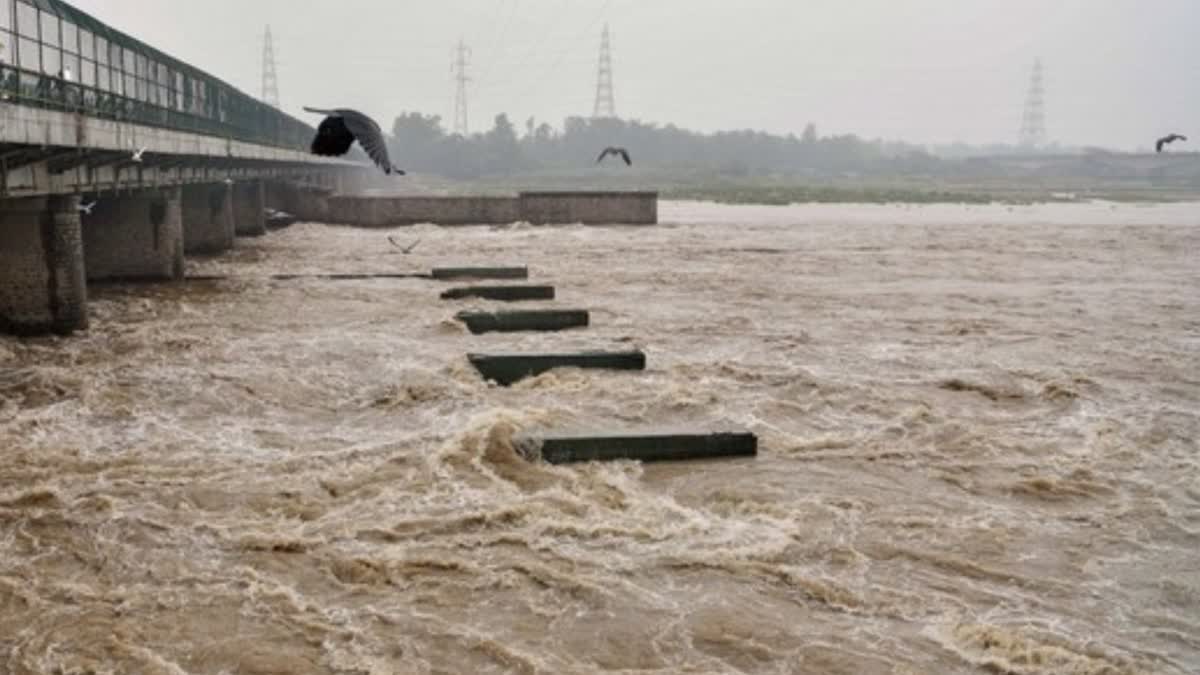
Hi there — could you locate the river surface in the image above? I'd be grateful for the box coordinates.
[1,200,1198,674]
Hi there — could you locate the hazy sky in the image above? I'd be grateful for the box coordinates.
[68,0,1198,150]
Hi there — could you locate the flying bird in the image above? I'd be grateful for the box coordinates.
[1155,134,1187,153]
[388,236,421,254]
[304,107,405,175]
[596,146,631,166]
[131,146,146,162]
[76,200,96,215]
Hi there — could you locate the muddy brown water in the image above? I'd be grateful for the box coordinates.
[1,201,1198,674]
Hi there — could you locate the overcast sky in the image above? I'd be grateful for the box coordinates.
[68,0,1198,150]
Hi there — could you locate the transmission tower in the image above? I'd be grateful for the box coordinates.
[1018,58,1046,149]
[261,25,280,108]
[592,24,616,119]
[451,40,471,136]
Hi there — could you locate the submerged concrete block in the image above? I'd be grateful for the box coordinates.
[441,285,555,301]
[516,430,758,464]
[432,266,528,280]
[468,350,645,385]
[269,272,430,280]
[455,309,588,334]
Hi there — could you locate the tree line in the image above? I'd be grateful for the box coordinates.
[385,112,999,179]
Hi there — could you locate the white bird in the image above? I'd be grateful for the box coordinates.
[76,200,96,215]
[131,146,146,162]
[222,178,234,185]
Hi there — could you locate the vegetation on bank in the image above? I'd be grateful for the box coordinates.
[375,111,1200,205]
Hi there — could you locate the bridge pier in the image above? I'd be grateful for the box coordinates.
[82,188,184,282]
[182,183,235,255]
[0,195,89,335]
[233,181,267,237]
[267,180,329,223]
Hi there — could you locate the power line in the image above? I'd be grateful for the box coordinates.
[510,0,612,106]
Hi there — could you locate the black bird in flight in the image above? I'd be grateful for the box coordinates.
[388,236,421,254]
[304,107,405,175]
[1155,133,1187,153]
[596,146,632,166]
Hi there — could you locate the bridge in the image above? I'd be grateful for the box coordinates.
[0,0,369,335]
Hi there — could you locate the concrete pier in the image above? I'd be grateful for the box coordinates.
[517,430,758,464]
[519,191,657,225]
[265,181,331,224]
[324,191,658,227]
[455,309,589,334]
[182,183,235,254]
[441,285,555,301]
[468,350,646,386]
[233,181,267,237]
[0,195,88,334]
[327,195,520,226]
[82,188,184,282]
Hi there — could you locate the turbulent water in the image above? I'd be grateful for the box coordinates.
[1,200,1198,674]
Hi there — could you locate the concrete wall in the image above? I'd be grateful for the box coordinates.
[323,191,656,227]
[83,188,184,281]
[518,191,657,225]
[182,183,235,254]
[0,195,88,334]
[232,181,266,237]
[326,196,521,227]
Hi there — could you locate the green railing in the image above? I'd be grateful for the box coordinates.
[0,0,314,152]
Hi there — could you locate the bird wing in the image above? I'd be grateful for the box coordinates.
[1156,138,1165,153]
[303,106,338,116]
[337,109,395,172]
[596,148,612,163]
[619,148,631,165]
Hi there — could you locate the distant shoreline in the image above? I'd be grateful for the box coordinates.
[660,184,1200,206]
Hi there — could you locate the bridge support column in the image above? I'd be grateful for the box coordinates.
[82,188,184,281]
[182,183,234,255]
[233,180,266,237]
[0,195,89,335]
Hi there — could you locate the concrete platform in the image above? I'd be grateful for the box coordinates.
[432,266,529,280]
[441,285,555,301]
[468,350,645,385]
[516,430,758,464]
[270,273,430,280]
[456,309,588,334]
